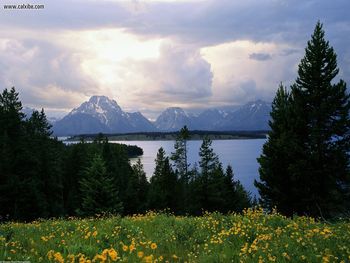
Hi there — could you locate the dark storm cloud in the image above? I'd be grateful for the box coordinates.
[1,0,349,46]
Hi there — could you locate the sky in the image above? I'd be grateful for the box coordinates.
[0,0,349,119]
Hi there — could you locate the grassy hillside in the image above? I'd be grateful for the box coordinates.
[1,208,349,262]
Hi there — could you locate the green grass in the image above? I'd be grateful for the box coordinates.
[0,208,349,262]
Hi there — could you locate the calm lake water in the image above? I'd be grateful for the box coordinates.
[111,139,266,197]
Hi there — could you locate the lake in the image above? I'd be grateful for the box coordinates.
[110,139,266,197]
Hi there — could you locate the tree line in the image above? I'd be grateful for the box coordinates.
[0,92,251,221]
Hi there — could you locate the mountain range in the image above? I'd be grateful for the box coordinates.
[50,96,271,136]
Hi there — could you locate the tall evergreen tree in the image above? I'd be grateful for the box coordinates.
[195,137,220,212]
[126,158,149,214]
[255,84,299,215]
[171,126,190,212]
[256,22,350,218]
[78,154,123,216]
[199,136,219,177]
[0,88,25,220]
[225,165,251,212]
[171,126,190,179]
[26,109,64,218]
[148,148,178,211]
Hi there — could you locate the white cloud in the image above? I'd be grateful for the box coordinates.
[201,40,303,104]
[113,42,213,112]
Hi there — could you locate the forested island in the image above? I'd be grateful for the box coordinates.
[67,130,268,142]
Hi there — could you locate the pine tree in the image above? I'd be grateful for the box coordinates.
[0,87,29,220]
[195,137,220,212]
[78,154,123,216]
[148,148,178,211]
[27,109,52,137]
[199,136,219,177]
[256,22,350,218]
[171,126,190,179]
[255,84,299,215]
[126,158,149,214]
[225,165,251,212]
[26,109,64,218]
[171,126,190,213]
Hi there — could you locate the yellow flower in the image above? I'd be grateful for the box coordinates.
[54,252,64,263]
[67,254,75,263]
[322,255,330,263]
[79,257,86,263]
[93,254,106,262]
[150,243,157,250]
[129,244,136,252]
[138,251,144,258]
[10,249,16,254]
[108,248,119,261]
[47,250,55,260]
[92,231,98,238]
[122,245,128,252]
[143,255,153,263]
[282,252,290,261]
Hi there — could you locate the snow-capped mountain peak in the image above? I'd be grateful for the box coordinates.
[53,96,156,135]
[155,107,193,131]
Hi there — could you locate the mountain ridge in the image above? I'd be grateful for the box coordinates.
[52,96,271,135]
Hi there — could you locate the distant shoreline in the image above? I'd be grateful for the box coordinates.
[65,130,268,141]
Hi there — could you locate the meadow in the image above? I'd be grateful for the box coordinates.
[0,208,349,263]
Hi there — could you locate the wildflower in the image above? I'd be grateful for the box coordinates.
[92,231,98,238]
[67,254,75,263]
[122,245,128,252]
[10,249,16,254]
[54,252,64,263]
[93,254,106,262]
[47,250,55,260]
[138,251,144,258]
[322,255,330,263]
[282,252,290,260]
[129,243,136,252]
[268,254,276,262]
[150,242,157,250]
[108,248,119,261]
[143,255,153,263]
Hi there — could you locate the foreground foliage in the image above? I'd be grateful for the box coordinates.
[1,208,349,263]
